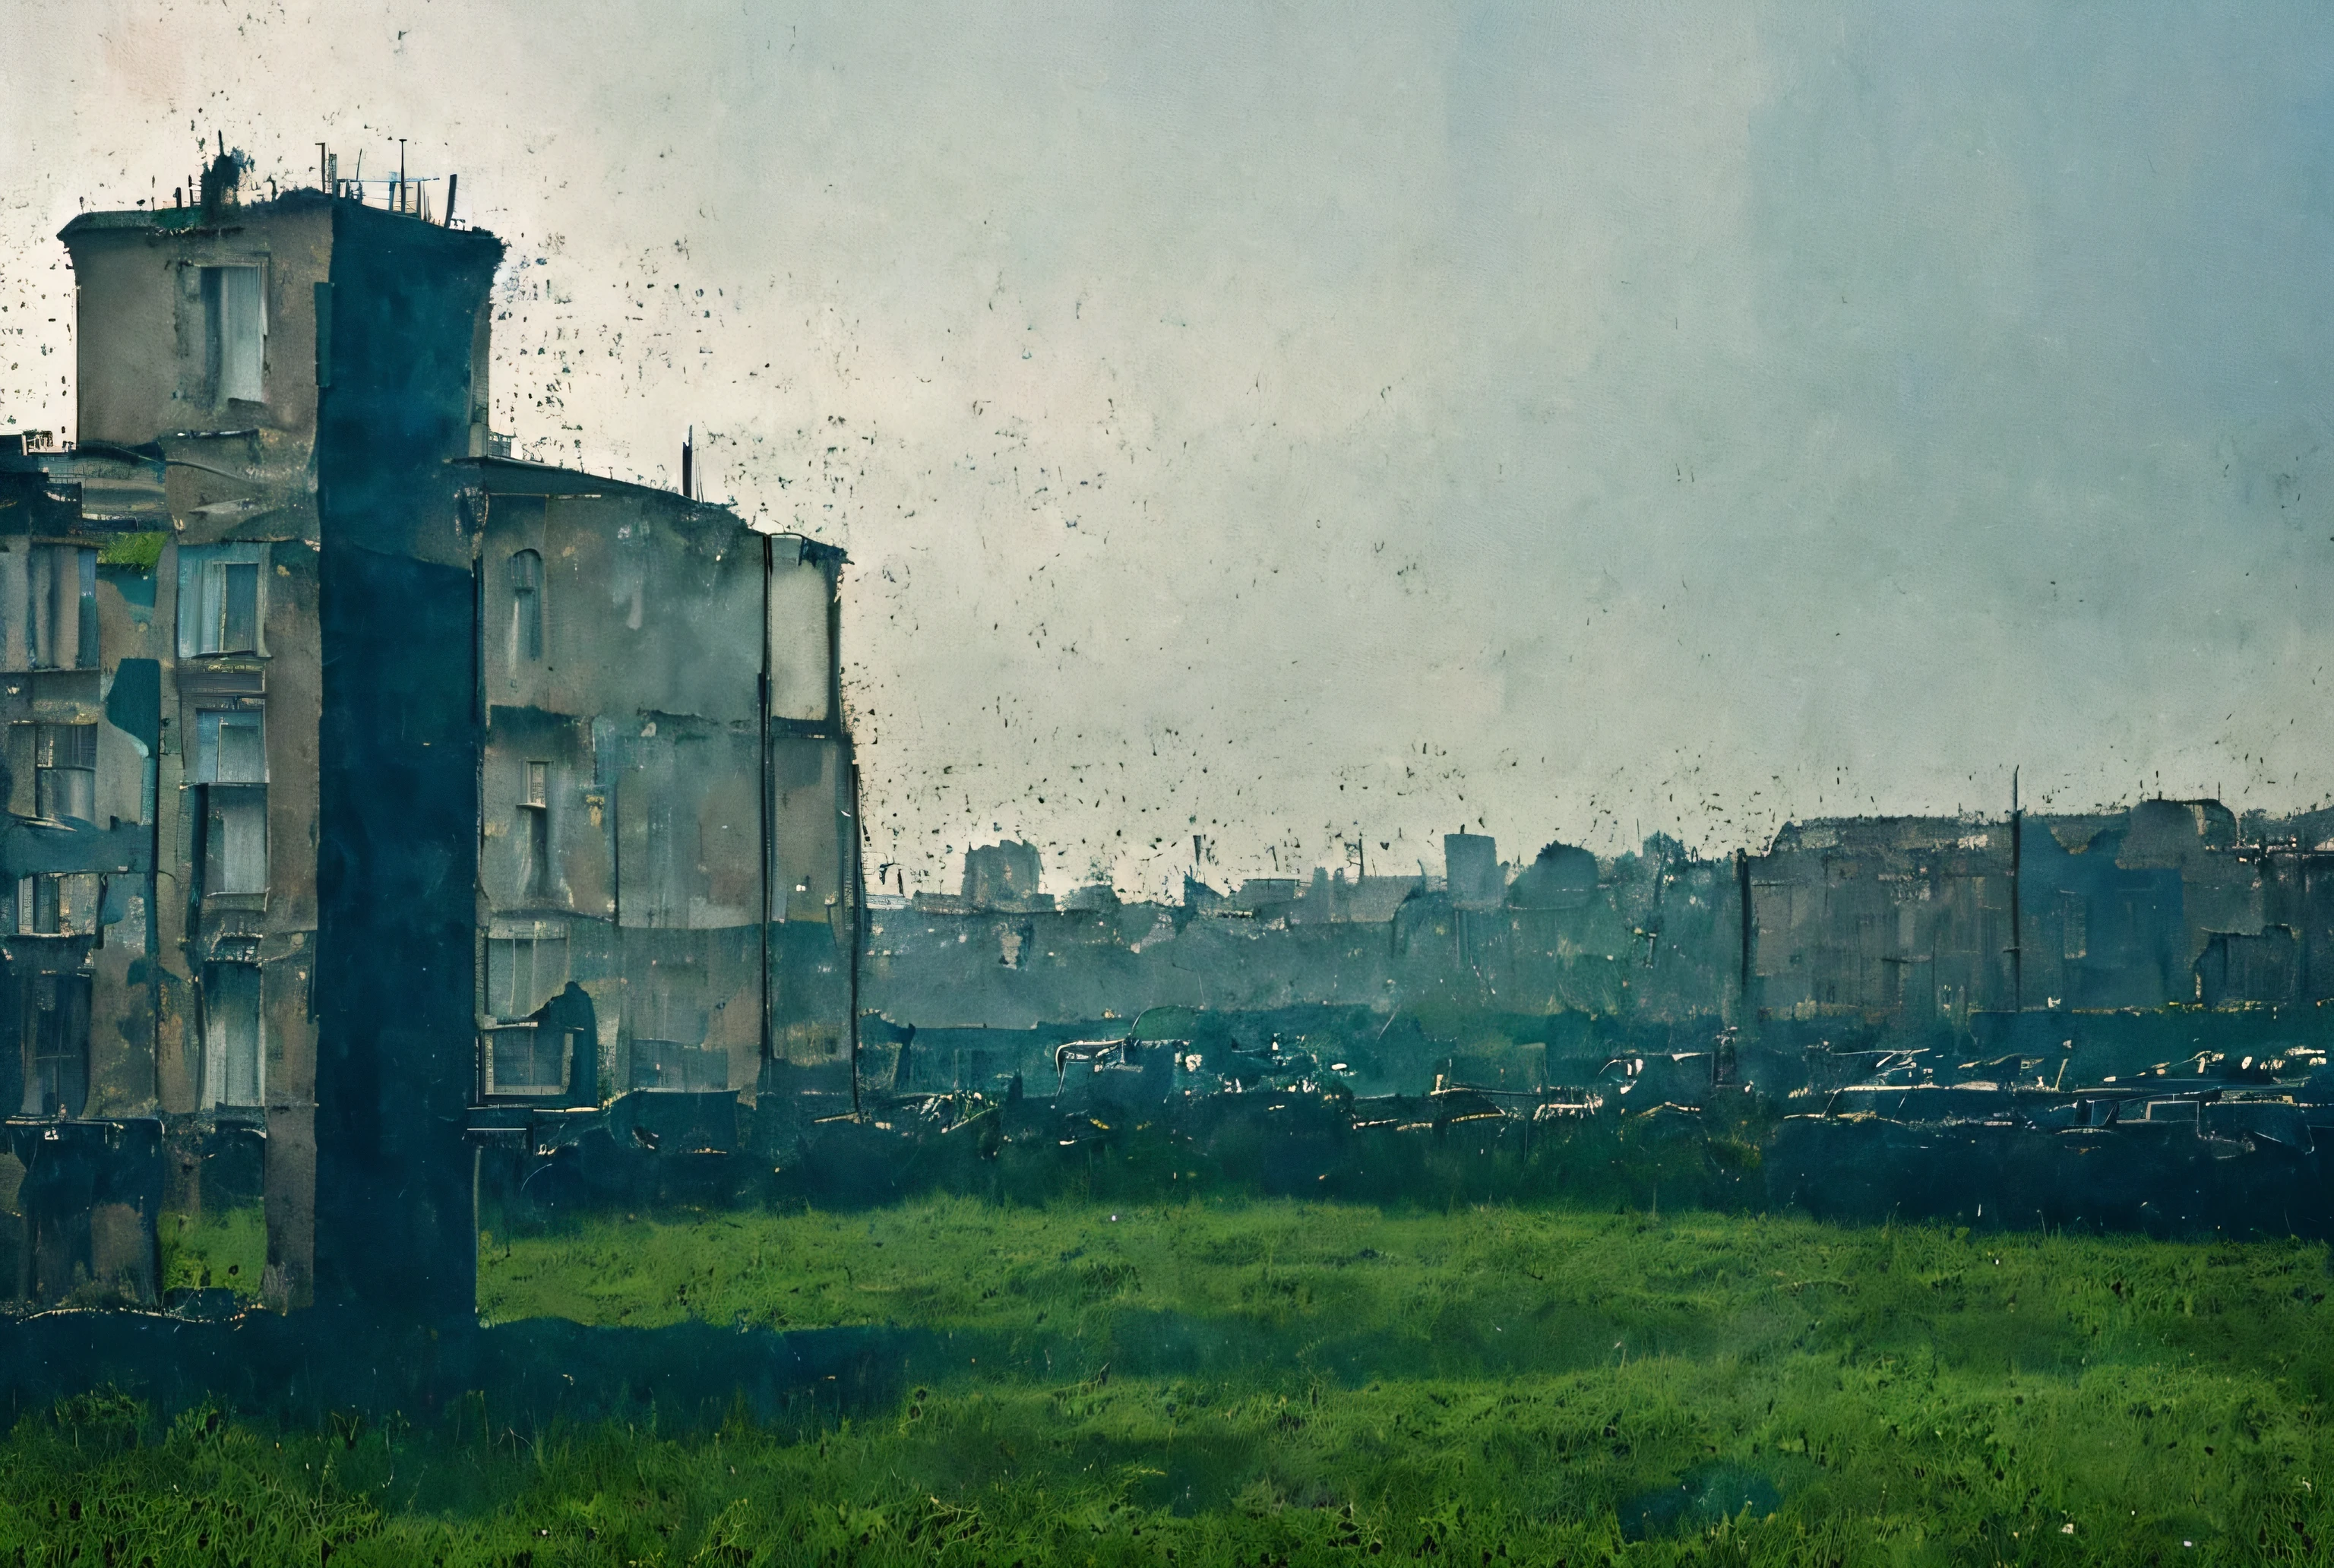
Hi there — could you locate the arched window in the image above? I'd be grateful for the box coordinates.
[509,549,543,662]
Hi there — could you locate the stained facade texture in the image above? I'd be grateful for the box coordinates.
[0,161,854,1313]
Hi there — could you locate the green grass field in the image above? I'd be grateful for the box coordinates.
[13,1200,2334,1563]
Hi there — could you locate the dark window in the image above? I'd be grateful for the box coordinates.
[177,547,268,657]
[486,929,568,1021]
[201,963,263,1108]
[194,709,267,899]
[24,972,90,1118]
[489,1025,573,1095]
[194,559,262,654]
[16,874,94,937]
[520,760,552,899]
[201,264,265,405]
[509,550,544,662]
[219,564,260,648]
[195,710,266,784]
[33,723,95,824]
[28,545,95,669]
[204,789,267,897]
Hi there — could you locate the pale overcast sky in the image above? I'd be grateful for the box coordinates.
[7,3,2334,896]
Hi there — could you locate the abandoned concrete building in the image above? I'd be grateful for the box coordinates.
[0,155,856,1314]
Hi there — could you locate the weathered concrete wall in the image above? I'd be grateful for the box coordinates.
[67,202,332,450]
[475,476,855,1097]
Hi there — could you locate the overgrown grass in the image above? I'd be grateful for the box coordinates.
[6,1350,2332,1563]
[16,1201,2334,1563]
[480,1199,2334,1394]
[159,1202,267,1300]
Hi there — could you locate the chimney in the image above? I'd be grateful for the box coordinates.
[198,148,239,222]
[680,428,694,498]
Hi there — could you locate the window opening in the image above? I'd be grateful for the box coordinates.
[487,928,569,1021]
[489,1025,572,1095]
[201,265,266,405]
[28,545,95,669]
[176,546,268,658]
[25,972,90,1118]
[15,874,93,937]
[204,789,267,896]
[520,760,552,899]
[509,549,544,663]
[202,962,264,1108]
[201,561,261,653]
[195,710,267,899]
[194,710,266,784]
[33,723,96,824]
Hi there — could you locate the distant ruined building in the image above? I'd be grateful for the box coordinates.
[867,804,2334,1063]
[0,150,855,1313]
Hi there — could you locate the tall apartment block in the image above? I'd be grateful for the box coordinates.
[0,156,857,1320]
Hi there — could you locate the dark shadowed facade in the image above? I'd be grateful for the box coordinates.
[0,160,854,1317]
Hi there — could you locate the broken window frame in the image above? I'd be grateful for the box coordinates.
[519,759,553,901]
[190,705,268,901]
[27,543,96,671]
[176,545,270,659]
[201,786,268,900]
[193,708,267,786]
[485,924,570,1023]
[23,970,91,1118]
[200,263,267,407]
[200,961,265,1111]
[483,1021,573,1098]
[32,722,96,825]
[14,874,96,937]
[207,561,261,654]
[508,549,545,664]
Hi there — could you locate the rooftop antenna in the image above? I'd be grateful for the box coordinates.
[398,138,407,213]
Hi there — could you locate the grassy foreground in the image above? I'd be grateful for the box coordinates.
[12,1201,2334,1564]
[478,1199,2334,1381]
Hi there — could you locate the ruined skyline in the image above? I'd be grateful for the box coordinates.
[8,3,2334,899]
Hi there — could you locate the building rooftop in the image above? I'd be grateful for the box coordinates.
[58,186,476,242]
[449,456,843,559]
